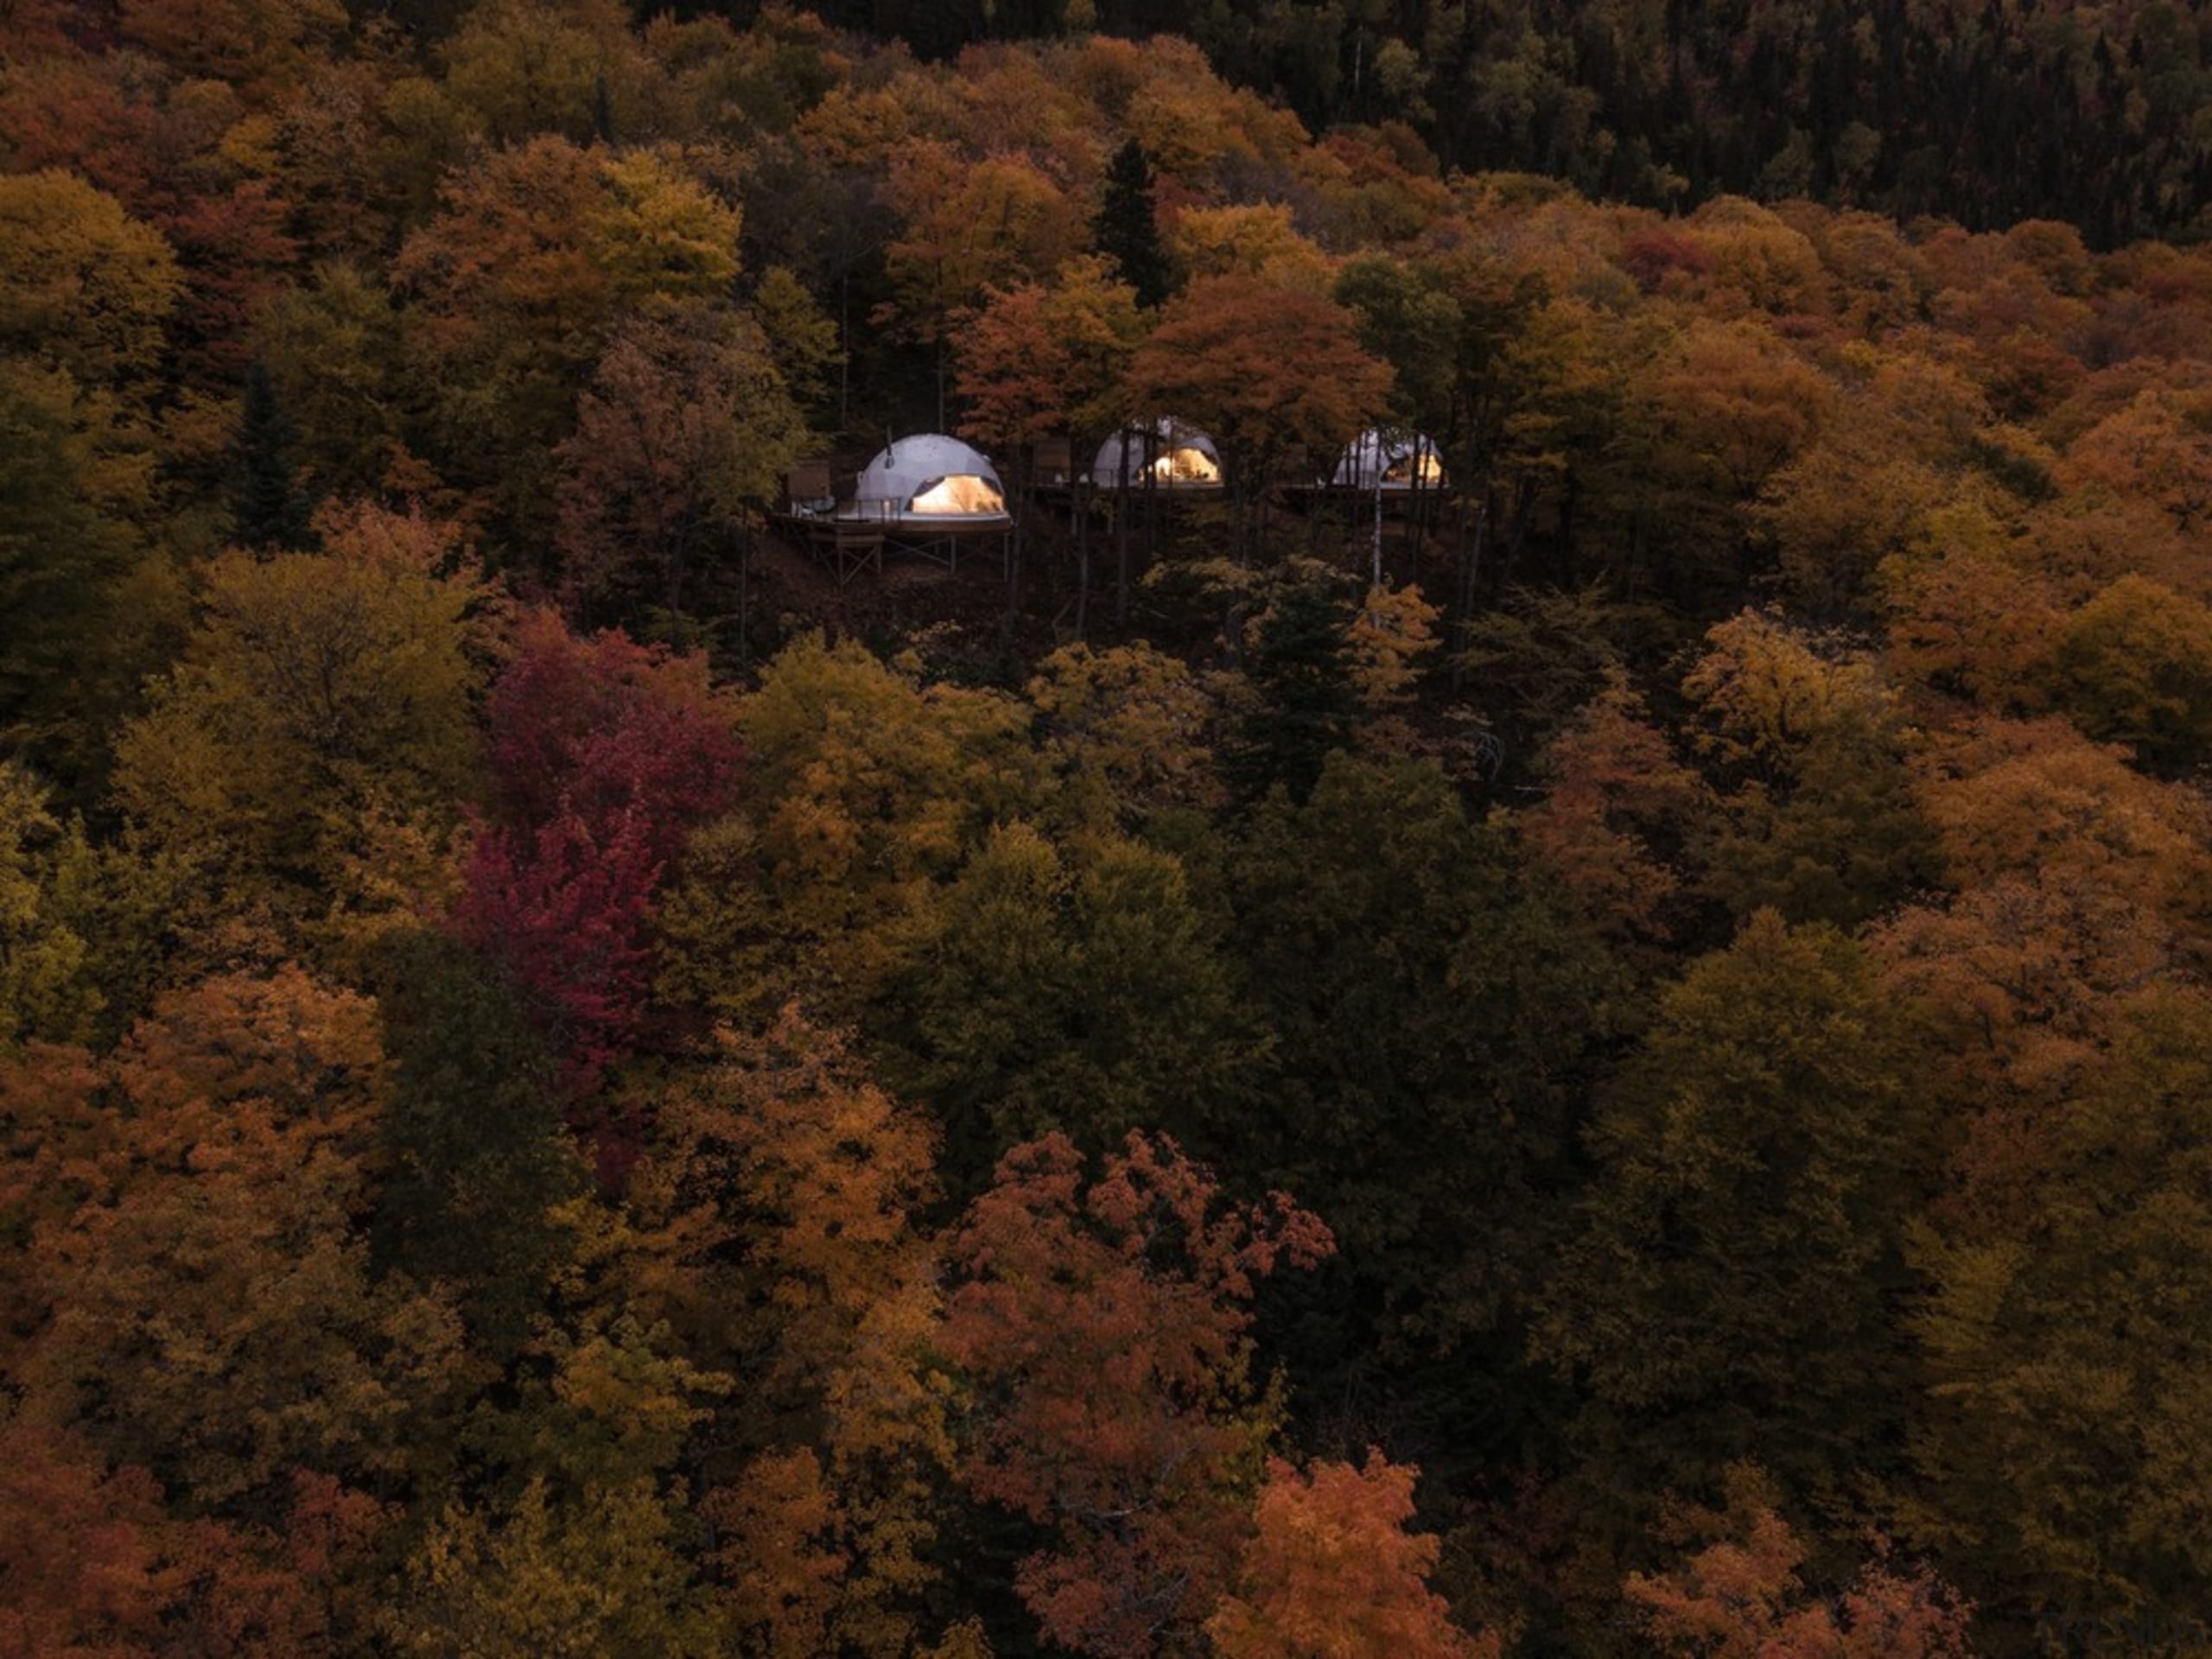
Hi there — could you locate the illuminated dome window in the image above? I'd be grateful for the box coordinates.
[1091,419,1224,491]
[1332,429,1447,492]
[1387,448,1446,486]
[910,473,1006,515]
[1153,445,1221,484]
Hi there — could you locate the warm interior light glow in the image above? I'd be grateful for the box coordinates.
[1148,445,1221,484]
[909,474,1005,514]
[1385,448,1446,486]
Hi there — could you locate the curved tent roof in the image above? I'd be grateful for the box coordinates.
[1090,418,1224,490]
[844,435,1010,525]
[1330,429,1446,492]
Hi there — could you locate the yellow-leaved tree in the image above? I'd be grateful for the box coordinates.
[626,1009,957,1656]
[112,502,490,962]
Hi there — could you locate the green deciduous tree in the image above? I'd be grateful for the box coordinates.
[555,302,807,625]
[1536,913,1939,1505]
[877,820,1253,1188]
[1904,986,2212,1631]
[113,503,489,944]
[0,168,181,385]
[1224,750,1626,1368]
[0,765,103,1047]
[1683,611,1937,928]
[385,1477,727,1657]
[655,635,1046,1023]
[370,929,583,1363]
[0,363,151,788]
[2047,573,2212,773]
[10,968,469,1517]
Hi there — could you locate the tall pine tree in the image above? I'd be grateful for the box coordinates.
[1092,137,1171,309]
[232,359,315,550]
[1228,573,1357,804]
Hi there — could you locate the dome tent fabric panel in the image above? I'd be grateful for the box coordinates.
[1330,429,1446,491]
[845,434,1011,524]
[1090,418,1223,490]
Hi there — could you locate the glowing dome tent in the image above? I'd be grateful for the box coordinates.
[844,435,1010,525]
[1089,419,1224,490]
[1330,429,1446,492]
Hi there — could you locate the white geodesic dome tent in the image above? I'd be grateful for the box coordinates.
[1330,428,1446,492]
[845,435,1010,525]
[1089,418,1224,490]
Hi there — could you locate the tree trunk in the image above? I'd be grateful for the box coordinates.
[1556,470,1579,587]
[736,517,753,676]
[1114,432,1134,627]
[1371,467,1384,588]
[1448,486,1490,695]
[1229,457,1247,568]
[933,257,947,431]
[1006,451,1027,632]
[1074,470,1091,640]
[1498,474,1535,599]
[1141,424,1160,577]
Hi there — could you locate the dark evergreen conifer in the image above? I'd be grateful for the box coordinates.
[1093,137,1171,308]
[1227,575,1356,804]
[232,359,315,550]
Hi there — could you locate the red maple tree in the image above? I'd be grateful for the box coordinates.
[454,611,742,1110]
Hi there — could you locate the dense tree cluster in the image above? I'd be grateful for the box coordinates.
[6,0,2212,1653]
[791,0,2212,248]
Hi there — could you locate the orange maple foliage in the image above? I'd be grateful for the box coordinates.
[943,1130,1332,1658]
[1625,1484,1974,1658]
[1207,1451,1498,1659]
[1521,669,1709,940]
[953,256,1142,454]
[639,1008,950,1656]
[1122,274,1389,512]
[0,1426,388,1658]
[11,967,467,1510]
[704,1448,847,1659]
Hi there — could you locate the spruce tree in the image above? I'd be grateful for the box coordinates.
[1093,137,1171,308]
[232,359,315,550]
[1227,575,1357,804]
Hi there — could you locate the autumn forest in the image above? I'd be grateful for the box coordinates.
[6,0,2212,1653]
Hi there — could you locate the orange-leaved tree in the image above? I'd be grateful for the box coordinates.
[1624,1471,1974,1658]
[1207,1451,1499,1658]
[951,255,1145,626]
[1123,274,1389,562]
[942,1130,1332,1658]
[9,967,467,1518]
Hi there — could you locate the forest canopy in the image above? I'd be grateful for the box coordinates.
[739,0,2212,247]
[4,0,2212,1653]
